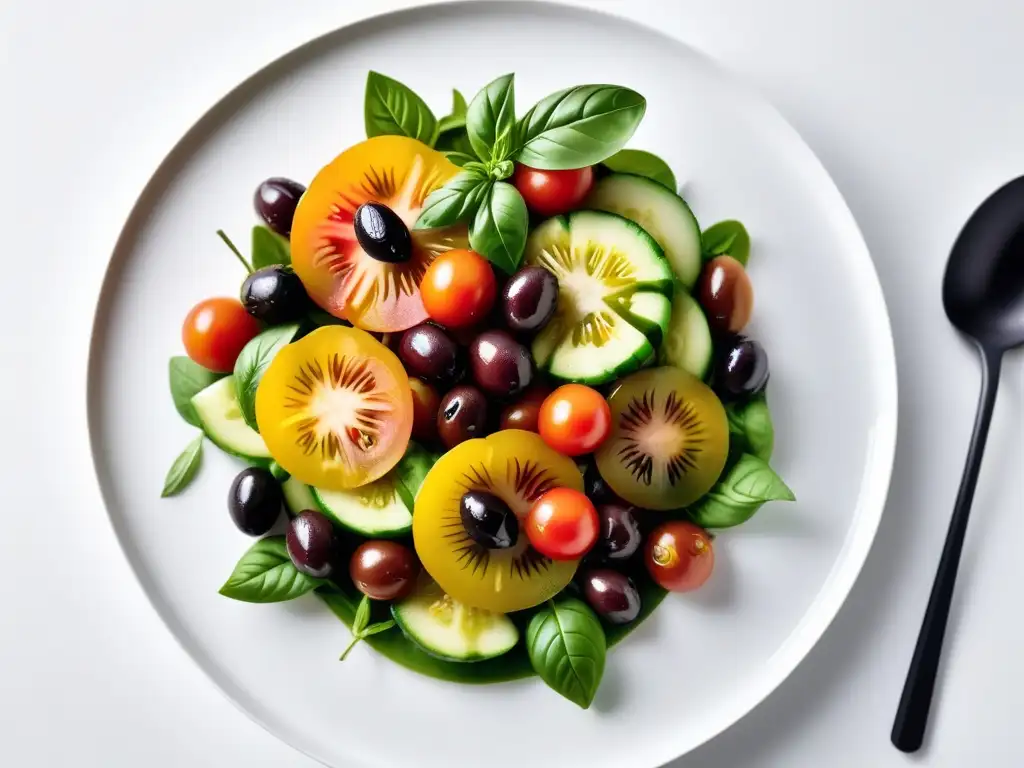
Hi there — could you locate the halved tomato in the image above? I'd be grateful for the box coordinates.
[291,136,468,332]
[255,326,413,490]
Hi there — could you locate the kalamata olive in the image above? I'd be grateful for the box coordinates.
[408,377,440,442]
[597,503,643,561]
[582,569,641,624]
[698,255,754,333]
[714,334,769,400]
[254,177,305,237]
[349,540,420,601]
[502,266,559,332]
[399,323,463,384]
[469,330,534,397]
[354,202,412,263]
[228,467,283,536]
[286,510,337,578]
[460,491,519,549]
[240,265,310,325]
[583,463,618,505]
[437,385,489,449]
[498,384,550,432]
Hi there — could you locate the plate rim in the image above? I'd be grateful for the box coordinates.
[85,2,899,766]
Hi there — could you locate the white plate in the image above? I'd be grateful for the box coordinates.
[87,2,897,767]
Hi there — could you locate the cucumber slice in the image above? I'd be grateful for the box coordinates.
[525,210,673,385]
[392,580,519,662]
[281,477,317,516]
[313,474,412,538]
[191,376,271,462]
[658,291,714,380]
[586,173,703,290]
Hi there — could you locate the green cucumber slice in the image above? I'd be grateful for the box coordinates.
[281,477,317,516]
[312,475,412,538]
[392,580,519,662]
[191,376,271,462]
[586,173,703,290]
[658,290,714,380]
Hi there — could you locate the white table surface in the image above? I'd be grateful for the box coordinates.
[2,0,1022,765]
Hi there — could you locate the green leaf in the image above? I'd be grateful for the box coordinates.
[161,435,204,497]
[442,151,476,167]
[352,594,371,634]
[393,443,438,511]
[436,89,469,135]
[688,453,795,528]
[467,74,516,162]
[526,599,606,709]
[218,537,322,603]
[469,181,529,274]
[233,324,300,431]
[364,71,438,145]
[362,619,397,638]
[490,159,514,180]
[414,168,491,229]
[725,395,775,461]
[516,85,646,170]
[702,220,751,265]
[269,461,290,482]
[251,225,291,269]
[169,356,224,427]
[452,88,468,117]
[436,129,474,157]
[602,148,676,189]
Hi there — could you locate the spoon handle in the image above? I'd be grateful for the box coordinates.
[891,344,1003,753]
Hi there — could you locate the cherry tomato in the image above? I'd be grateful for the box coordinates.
[526,487,599,560]
[421,249,497,328]
[513,164,595,217]
[644,521,714,592]
[538,384,611,456]
[182,297,260,373]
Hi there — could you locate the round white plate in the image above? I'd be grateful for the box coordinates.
[87,2,897,767]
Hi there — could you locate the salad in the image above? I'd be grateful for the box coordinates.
[163,71,794,709]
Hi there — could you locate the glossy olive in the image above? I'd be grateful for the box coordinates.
[240,265,309,324]
[437,385,489,449]
[468,330,534,397]
[349,540,420,601]
[502,266,559,332]
[254,177,305,237]
[499,400,542,432]
[583,463,618,505]
[286,510,337,578]
[597,503,642,561]
[227,467,283,536]
[698,255,754,333]
[353,202,412,263]
[582,569,641,624]
[459,491,519,549]
[399,323,464,384]
[408,377,441,443]
[714,334,770,400]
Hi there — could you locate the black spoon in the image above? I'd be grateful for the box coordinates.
[892,175,1024,753]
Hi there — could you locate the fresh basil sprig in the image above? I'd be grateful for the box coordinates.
[726,395,774,462]
[602,148,676,190]
[364,71,438,145]
[470,182,529,274]
[466,73,516,164]
[169,356,224,427]
[339,594,397,661]
[702,220,751,265]
[251,225,291,269]
[233,324,300,431]
[415,166,492,229]
[161,434,204,497]
[527,598,607,709]
[436,88,468,136]
[219,537,324,603]
[688,453,794,529]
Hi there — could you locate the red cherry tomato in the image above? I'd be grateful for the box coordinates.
[182,297,260,373]
[513,164,595,217]
[644,521,714,592]
[421,249,496,328]
[526,487,599,560]
[538,384,611,456]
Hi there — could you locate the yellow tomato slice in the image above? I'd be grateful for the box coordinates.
[255,326,413,490]
[413,430,583,613]
[290,136,468,332]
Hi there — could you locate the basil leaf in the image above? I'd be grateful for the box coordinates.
[527,599,606,709]
[469,182,528,274]
[452,88,467,117]
[436,128,474,157]
[516,85,646,170]
[688,453,795,528]
[602,148,676,189]
[233,324,300,431]
[415,168,491,229]
[490,159,514,181]
[361,619,396,638]
[169,356,224,427]
[364,71,437,145]
[219,537,323,603]
[394,443,438,511]
[702,220,751,265]
[467,74,516,162]
[725,395,774,461]
[436,88,469,135]
[161,434,203,497]
[442,151,476,167]
[352,594,371,635]
[251,225,290,269]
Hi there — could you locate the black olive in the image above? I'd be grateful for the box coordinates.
[713,334,770,400]
[240,266,310,325]
[254,177,305,237]
[460,491,519,549]
[354,202,412,263]
[228,467,283,536]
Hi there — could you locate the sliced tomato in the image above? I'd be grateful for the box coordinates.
[290,136,468,332]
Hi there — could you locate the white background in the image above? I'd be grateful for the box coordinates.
[1,0,1022,766]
